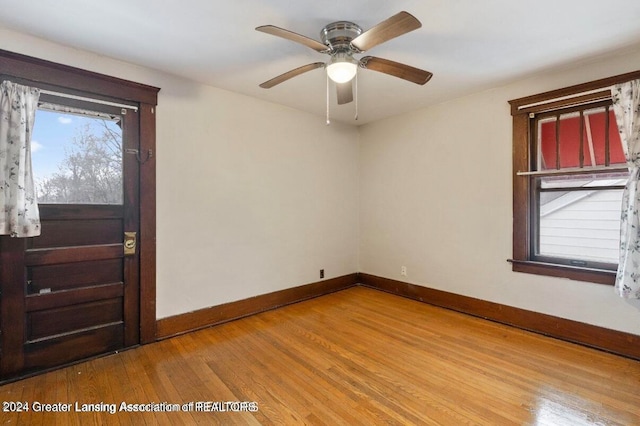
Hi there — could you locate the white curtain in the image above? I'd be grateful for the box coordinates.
[611,79,640,298]
[0,80,41,237]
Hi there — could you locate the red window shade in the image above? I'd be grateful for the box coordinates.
[539,109,625,169]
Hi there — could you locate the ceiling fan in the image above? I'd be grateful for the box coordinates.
[256,11,433,106]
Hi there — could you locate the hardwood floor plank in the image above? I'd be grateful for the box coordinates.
[283,294,508,424]
[233,319,365,425]
[64,363,92,425]
[247,309,444,424]
[203,327,306,425]
[119,350,173,425]
[1,286,639,425]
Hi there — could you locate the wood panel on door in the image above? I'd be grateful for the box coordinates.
[23,205,131,371]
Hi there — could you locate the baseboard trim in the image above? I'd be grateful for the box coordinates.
[156,272,640,361]
[156,273,358,339]
[358,273,640,361]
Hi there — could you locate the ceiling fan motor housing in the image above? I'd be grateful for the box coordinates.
[320,21,363,53]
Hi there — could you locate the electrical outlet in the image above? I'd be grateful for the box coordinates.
[320,269,324,279]
[401,266,407,276]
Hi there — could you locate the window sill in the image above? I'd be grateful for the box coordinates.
[507,259,615,286]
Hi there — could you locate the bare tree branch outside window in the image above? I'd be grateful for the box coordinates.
[36,119,123,204]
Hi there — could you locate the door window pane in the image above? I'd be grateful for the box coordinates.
[31,108,123,204]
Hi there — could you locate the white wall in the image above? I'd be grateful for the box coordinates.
[359,46,640,335]
[0,28,360,319]
[156,84,359,318]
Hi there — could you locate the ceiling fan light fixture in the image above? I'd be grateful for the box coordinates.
[326,53,358,83]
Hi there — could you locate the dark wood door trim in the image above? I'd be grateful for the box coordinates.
[0,49,158,105]
[139,103,157,344]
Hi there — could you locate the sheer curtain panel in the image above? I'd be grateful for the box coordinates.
[611,79,640,298]
[0,80,41,237]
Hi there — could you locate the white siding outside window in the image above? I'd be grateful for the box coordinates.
[539,188,623,263]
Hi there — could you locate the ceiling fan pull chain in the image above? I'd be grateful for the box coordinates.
[355,68,359,121]
[326,72,331,125]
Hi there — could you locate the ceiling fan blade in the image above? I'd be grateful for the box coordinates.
[259,62,325,88]
[256,25,328,53]
[336,81,353,105]
[351,11,421,52]
[360,56,432,85]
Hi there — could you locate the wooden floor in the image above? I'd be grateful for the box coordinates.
[1,286,639,425]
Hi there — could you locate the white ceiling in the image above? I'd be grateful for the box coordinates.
[1,0,639,125]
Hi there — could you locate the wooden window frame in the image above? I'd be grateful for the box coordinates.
[0,49,160,342]
[508,69,640,285]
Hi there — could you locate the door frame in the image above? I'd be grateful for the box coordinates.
[0,49,159,345]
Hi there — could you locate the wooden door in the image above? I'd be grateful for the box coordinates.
[0,97,140,379]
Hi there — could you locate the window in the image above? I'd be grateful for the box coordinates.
[32,101,124,204]
[509,70,640,285]
[533,103,628,268]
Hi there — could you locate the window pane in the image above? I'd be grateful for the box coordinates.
[538,118,558,170]
[540,172,628,190]
[31,109,123,204]
[585,107,625,166]
[538,107,625,170]
[538,183,623,263]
